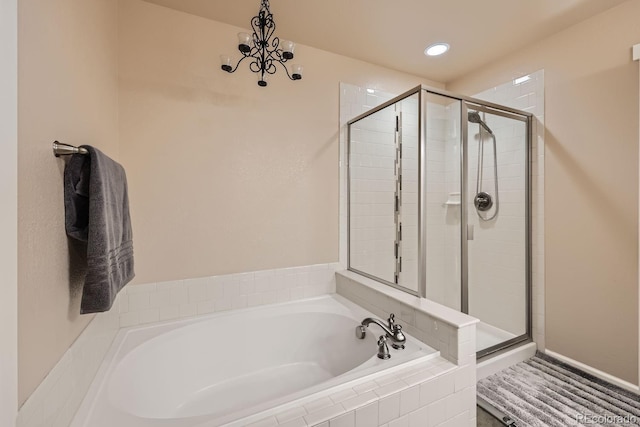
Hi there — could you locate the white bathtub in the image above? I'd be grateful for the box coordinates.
[72,295,437,427]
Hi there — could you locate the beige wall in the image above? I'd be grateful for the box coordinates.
[118,0,440,285]
[17,0,119,404]
[450,0,640,385]
[1,0,18,422]
[16,0,440,406]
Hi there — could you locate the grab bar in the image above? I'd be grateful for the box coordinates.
[53,141,88,157]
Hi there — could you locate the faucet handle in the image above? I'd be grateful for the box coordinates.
[388,313,397,329]
[377,335,391,360]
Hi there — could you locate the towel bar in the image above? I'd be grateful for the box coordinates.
[53,141,88,157]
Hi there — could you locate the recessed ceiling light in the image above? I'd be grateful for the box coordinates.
[425,43,449,57]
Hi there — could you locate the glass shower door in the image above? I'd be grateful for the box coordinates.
[464,102,530,356]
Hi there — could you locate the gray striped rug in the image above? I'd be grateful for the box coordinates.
[477,352,640,426]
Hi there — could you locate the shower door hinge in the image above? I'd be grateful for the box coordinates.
[394,242,399,258]
[395,115,399,132]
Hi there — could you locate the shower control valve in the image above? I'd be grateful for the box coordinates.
[474,191,493,212]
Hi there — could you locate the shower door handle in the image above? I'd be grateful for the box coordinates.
[467,224,474,240]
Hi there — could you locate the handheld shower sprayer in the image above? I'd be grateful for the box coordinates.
[468,111,493,135]
[469,110,499,221]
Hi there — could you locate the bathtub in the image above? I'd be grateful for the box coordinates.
[71,295,438,427]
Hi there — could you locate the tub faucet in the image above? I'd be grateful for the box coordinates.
[356,313,406,350]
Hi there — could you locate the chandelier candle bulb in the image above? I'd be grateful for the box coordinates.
[237,32,252,53]
[292,64,303,80]
[220,55,233,73]
[282,40,295,59]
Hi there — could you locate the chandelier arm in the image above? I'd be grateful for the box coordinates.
[263,58,277,75]
[227,54,252,74]
[273,59,296,81]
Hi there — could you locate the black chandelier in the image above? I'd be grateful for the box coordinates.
[220,0,302,87]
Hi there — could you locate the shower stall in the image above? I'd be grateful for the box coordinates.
[347,85,532,357]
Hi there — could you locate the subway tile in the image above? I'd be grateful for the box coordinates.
[278,416,308,427]
[127,292,150,311]
[207,279,226,300]
[375,373,400,387]
[329,411,355,427]
[232,294,248,309]
[444,391,467,420]
[119,311,139,327]
[126,282,156,294]
[407,405,429,427]
[427,397,448,426]
[247,293,262,307]
[149,288,172,308]
[399,386,420,416]
[454,365,475,392]
[179,303,197,318]
[378,393,400,424]
[246,416,278,427]
[214,298,233,312]
[304,397,334,414]
[159,305,180,321]
[197,300,216,315]
[330,388,358,404]
[374,381,407,399]
[389,414,409,427]
[355,402,378,427]
[186,279,208,303]
[289,287,305,301]
[138,308,160,324]
[304,404,345,426]
[118,294,130,313]
[341,391,378,412]
[277,288,291,303]
[276,406,308,424]
[441,411,470,427]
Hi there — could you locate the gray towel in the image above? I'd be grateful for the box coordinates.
[64,145,134,314]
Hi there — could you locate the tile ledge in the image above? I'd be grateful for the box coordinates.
[337,270,479,329]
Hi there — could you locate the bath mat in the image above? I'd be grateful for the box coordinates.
[477,352,640,426]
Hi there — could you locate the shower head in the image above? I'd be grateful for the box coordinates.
[468,111,493,135]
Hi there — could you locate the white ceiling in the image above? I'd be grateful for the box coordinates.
[142,0,629,83]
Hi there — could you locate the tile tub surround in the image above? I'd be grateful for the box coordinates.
[336,270,478,366]
[16,262,338,427]
[16,307,121,427]
[244,356,476,427]
[118,263,339,328]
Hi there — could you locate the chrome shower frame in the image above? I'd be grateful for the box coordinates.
[347,85,533,359]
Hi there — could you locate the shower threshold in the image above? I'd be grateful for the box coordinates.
[477,321,517,353]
